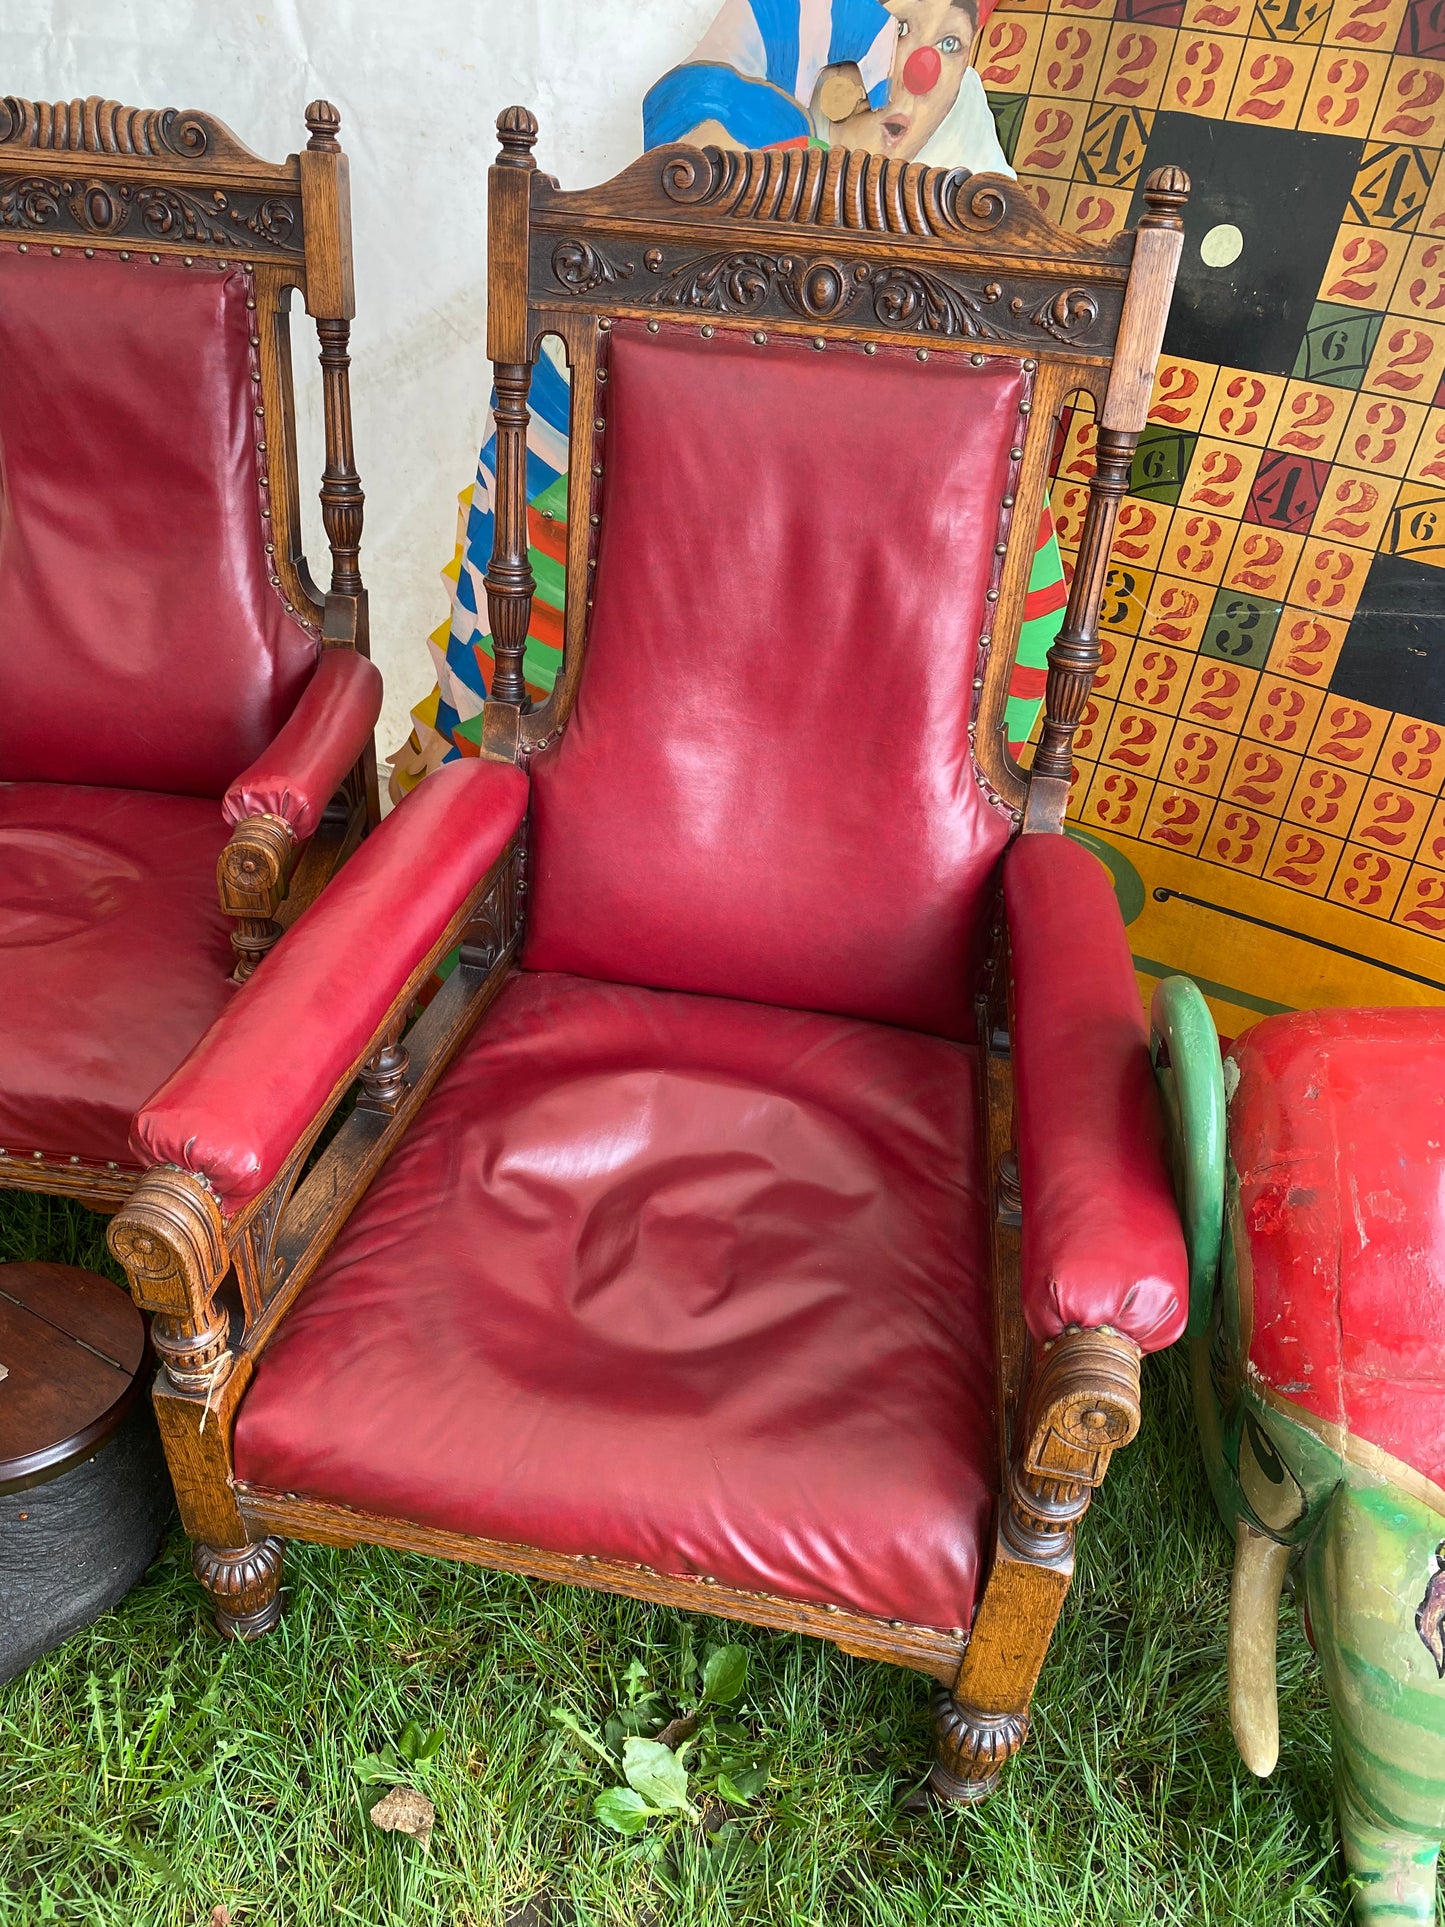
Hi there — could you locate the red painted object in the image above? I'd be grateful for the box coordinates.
[903,44,944,95]
[1230,1007,1445,1489]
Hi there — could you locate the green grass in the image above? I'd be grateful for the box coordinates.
[0,1190,1351,1927]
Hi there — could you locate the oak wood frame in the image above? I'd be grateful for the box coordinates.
[105,110,1185,1802]
[0,94,380,1211]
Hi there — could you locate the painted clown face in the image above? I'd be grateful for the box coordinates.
[831,0,981,158]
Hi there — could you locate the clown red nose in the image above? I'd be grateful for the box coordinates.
[902,43,943,94]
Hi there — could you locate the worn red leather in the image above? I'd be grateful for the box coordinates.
[1231,1007,1445,1491]
[0,783,235,1166]
[0,245,319,796]
[1004,834,1187,1351]
[234,969,997,1630]
[525,322,1022,1039]
[134,757,530,1209]
[224,648,382,839]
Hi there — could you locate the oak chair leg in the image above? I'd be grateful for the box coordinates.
[193,1537,285,1639]
[931,1687,1031,1803]
[928,1330,1145,1805]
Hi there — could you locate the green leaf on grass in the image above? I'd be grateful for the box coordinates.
[548,1706,615,1768]
[398,1721,444,1765]
[717,1762,769,1803]
[594,1786,655,1835]
[622,1737,692,1812]
[355,1745,404,1785]
[701,1645,748,1706]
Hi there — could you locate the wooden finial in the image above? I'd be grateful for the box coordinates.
[1141,164,1190,229]
[305,99,341,151]
[496,104,539,168]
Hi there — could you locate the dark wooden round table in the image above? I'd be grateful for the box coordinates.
[1,1263,172,1683]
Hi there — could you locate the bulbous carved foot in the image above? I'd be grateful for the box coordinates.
[930,1687,1030,1804]
[193,1537,284,1639]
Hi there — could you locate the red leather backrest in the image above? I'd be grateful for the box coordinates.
[0,245,319,794]
[524,322,1025,1038]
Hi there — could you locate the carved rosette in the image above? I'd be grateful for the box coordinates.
[218,813,295,982]
[194,1538,285,1638]
[931,1689,1030,1802]
[1003,1328,1143,1562]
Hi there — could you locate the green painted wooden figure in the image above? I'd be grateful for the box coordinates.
[1154,983,1445,1926]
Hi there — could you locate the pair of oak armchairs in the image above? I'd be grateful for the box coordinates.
[2,94,1190,1801]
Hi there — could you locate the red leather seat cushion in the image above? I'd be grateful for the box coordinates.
[235,970,998,1631]
[1230,1007,1445,1489]
[0,244,318,795]
[525,322,1024,1040]
[0,782,234,1166]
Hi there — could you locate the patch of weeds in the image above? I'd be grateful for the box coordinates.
[551,1638,770,1880]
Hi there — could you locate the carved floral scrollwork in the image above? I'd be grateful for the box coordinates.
[868,264,999,340]
[1028,286,1099,343]
[551,238,634,294]
[136,186,298,248]
[0,175,62,227]
[646,249,783,314]
[0,173,302,251]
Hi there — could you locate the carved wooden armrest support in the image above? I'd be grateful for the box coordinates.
[1003,1325,1142,1564]
[108,1167,232,1396]
[217,812,298,984]
[933,1326,1143,1802]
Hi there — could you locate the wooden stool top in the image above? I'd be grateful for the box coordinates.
[0,1263,144,1491]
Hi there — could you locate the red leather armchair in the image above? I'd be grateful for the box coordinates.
[0,96,381,1212]
[108,113,1190,1803]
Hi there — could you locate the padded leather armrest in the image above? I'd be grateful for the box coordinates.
[135,758,530,1214]
[1003,833,1187,1353]
[223,647,383,840]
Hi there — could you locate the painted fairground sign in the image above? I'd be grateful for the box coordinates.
[989,0,1445,1033]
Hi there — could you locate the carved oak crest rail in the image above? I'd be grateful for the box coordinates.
[0,96,375,1213]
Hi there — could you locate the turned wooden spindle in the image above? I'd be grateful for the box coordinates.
[484,361,537,707]
[316,316,364,598]
[1024,162,1189,831]
[483,107,541,711]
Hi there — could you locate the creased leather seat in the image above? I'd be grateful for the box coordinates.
[235,968,997,1631]
[0,784,234,1167]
